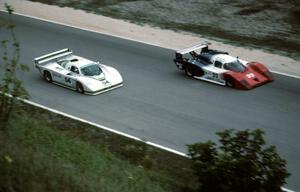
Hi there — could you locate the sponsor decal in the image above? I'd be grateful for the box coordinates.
[102,80,110,85]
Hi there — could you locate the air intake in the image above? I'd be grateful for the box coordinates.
[70,58,78,62]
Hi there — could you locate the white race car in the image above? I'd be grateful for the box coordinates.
[34,48,123,95]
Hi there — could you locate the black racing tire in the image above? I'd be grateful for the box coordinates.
[44,71,52,83]
[197,69,205,77]
[76,82,84,94]
[185,66,193,77]
[226,77,235,88]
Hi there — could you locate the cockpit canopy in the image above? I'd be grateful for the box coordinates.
[81,64,103,76]
[224,60,246,72]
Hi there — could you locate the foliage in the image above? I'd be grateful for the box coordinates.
[188,129,290,192]
[0,113,183,192]
[0,3,29,129]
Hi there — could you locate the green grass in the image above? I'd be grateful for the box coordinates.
[0,104,197,192]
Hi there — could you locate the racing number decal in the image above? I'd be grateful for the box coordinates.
[205,71,218,80]
[246,73,255,78]
[65,77,72,84]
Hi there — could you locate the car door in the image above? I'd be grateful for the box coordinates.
[62,65,78,88]
[203,59,225,81]
[51,67,65,84]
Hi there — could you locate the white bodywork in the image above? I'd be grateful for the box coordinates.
[34,49,123,95]
[193,54,248,85]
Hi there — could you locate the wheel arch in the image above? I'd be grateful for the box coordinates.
[76,81,85,94]
[223,72,238,88]
[43,70,53,83]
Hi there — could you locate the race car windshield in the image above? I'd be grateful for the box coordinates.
[224,60,246,72]
[81,64,102,76]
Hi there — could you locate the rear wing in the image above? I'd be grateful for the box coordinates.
[34,48,72,65]
[176,43,208,55]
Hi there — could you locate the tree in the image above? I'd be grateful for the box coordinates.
[0,3,29,129]
[187,129,290,192]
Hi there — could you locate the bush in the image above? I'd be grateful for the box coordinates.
[0,3,29,129]
[188,129,290,192]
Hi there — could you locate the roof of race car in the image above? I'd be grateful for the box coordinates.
[57,55,96,69]
[210,54,238,63]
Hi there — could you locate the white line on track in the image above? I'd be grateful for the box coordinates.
[271,70,300,79]
[23,99,295,192]
[23,99,188,157]
[1,10,300,80]
[0,10,297,192]
[283,188,296,192]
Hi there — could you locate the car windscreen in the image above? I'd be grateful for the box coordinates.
[81,64,102,76]
[224,60,246,72]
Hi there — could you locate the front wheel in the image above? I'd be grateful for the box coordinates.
[76,82,84,94]
[226,77,234,88]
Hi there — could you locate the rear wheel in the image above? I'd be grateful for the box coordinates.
[226,77,234,88]
[44,71,52,83]
[185,66,193,77]
[76,82,84,94]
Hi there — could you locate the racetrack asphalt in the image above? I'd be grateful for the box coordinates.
[1,12,300,191]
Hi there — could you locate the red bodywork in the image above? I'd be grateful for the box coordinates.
[224,62,274,90]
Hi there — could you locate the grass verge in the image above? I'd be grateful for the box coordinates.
[0,103,197,192]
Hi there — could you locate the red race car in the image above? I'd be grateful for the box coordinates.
[173,43,274,90]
